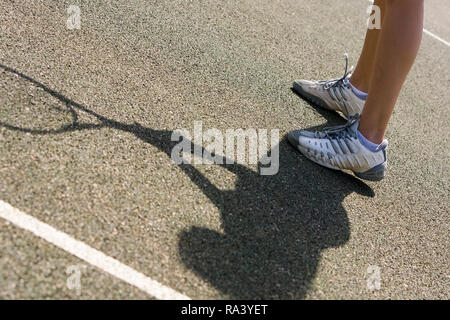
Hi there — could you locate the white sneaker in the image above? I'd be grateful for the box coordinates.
[293,55,365,118]
[288,115,388,181]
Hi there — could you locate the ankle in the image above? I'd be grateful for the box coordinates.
[349,75,370,94]
[357,123,384,145]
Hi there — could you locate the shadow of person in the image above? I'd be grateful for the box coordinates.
[0,64,374,299]
[175,139,374,299]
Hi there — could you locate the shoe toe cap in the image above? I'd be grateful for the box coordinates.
[293,80,314,92]
[288,129,315,146]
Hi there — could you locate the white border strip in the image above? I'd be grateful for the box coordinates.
[423,28,450,47]
[0,200,190,300]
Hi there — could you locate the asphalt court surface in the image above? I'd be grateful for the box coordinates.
[0,0,449,299]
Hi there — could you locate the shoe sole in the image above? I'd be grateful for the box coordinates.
[287,133,385,181]
[292,81,348,119]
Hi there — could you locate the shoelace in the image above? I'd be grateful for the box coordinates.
[318,54,354,117]
[315,114,360,141]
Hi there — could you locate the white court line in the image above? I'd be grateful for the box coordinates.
[423,28,450,47]
[0,200,190,300]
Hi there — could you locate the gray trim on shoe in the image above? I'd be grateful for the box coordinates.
[287,130,300,146]
[354,162,387,181]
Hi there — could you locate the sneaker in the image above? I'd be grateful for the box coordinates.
[287,115,388,181]
[293,54,365,118]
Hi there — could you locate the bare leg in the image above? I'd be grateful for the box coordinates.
[350,0,387,93]
[358,0,424,144]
